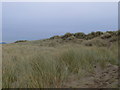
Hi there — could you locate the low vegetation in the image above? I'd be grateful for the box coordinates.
[2,30,119,88]
[14,40,28,43]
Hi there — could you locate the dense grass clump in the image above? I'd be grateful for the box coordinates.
[2,42,118,88]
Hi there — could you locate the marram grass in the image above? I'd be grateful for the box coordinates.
[2,43,118,88]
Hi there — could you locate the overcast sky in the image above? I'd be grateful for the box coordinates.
[2,2,118,42]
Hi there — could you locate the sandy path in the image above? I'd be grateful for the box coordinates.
[63,64,118,88]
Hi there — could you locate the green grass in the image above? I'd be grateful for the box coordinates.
[2,42,118,88]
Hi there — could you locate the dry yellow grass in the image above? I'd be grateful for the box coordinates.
[2,41,118,88]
